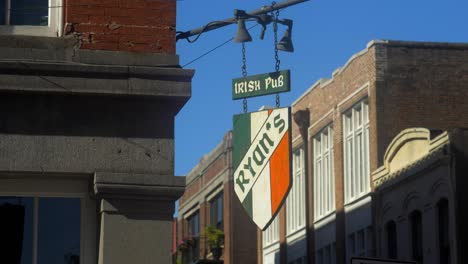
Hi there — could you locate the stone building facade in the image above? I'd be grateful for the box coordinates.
[177,132,258,264]
[259,40,468,264]
[373,128,467,264]
[0,1,193,264]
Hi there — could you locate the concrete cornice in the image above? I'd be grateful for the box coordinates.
[94,172,185,201]
[0,60,194,98]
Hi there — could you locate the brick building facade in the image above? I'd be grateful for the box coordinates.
[258,40,468,264]
[177,132,258,264]
[0,1,193,263]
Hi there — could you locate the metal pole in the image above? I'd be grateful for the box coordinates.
[176,0,309,41]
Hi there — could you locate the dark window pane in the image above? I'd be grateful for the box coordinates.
[11,0,48,26]
[410,210,423,263]
[37,198,80,264]
[438,199,450,264]
[210,193,223,230]
[0,0,5,25]
[386,220,397,259]
[0,197,34,264]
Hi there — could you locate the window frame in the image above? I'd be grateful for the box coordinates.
[342,99,370,204]
[0,0,63,37]
[313,126,335,221]
[0,175,97,264]
[186,211,200,263]
[209,192,223,230]
[286,147,306,237]
[262,214,279,248]
[346,226,373,262]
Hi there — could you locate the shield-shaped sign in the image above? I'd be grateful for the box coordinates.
[232,107,292,230]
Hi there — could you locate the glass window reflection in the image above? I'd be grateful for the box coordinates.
[10,0,48,26]
[38,198,80,264]
[0,197,34,264]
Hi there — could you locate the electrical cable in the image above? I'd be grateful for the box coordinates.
[182,24,258,68]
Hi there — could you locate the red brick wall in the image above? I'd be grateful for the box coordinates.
[180,177,201,205]
[65,0,176,53]
[291,45,377,264]
[375,43,468,166]
[289,41,468,264]
[203,157,227,184]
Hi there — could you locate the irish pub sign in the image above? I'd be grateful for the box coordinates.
[232,70,290,100]
[232,107,292,230]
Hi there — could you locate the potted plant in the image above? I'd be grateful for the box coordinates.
[177,237,194,252]
[201,226,224,261]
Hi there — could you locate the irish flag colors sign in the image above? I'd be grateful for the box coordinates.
[233,107,292,230]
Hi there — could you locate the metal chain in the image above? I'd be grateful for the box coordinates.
[241,43,248,113]
[272,2,281,108]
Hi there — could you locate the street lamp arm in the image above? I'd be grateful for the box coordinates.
[176,0,309,42]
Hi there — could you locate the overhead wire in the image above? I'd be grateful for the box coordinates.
[182,24,259,68]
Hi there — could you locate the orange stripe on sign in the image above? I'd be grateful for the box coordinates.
[269,130,290,215]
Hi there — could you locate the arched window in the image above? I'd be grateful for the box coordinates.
[409,210,423,263]
[437,199,450,264]
[385,220,397,259]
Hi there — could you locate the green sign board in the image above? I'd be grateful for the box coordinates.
[232,70,290,100]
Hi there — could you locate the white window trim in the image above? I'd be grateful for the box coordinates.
[0,0,63,37]
[343,99,370,204]
[286,147,306,236]
[313,126,335,221]
[0,174,97,264]
[263,215,280,248]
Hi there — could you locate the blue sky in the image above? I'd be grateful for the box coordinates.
[175,0,468,177]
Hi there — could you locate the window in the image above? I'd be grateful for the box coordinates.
[0,176,96,264]
[186,211,200,263]
[314,126,335,220]
[385,220,397,259]
[347,227,373,261]
[263,215,279,247]
[0,0,63,36]
[0,196,81,264]
[210,193,223,230]
[343,100,370,203]
[316,243,336,264]
[437,199,450,264]
[286,147,306,235]
[409,210,423,263]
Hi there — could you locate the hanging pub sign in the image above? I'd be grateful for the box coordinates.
[232,107,292,230]
[232,70,291,100]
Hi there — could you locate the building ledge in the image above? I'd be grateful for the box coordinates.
[94,172,185,201]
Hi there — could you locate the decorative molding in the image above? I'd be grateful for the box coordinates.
[373,128,450,190]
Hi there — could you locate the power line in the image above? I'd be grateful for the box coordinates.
[182,24,258,68]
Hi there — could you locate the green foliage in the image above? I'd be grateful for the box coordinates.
[201,225,224,248]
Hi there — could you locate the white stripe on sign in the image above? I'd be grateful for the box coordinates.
[234,107,289,202]
[250,111,269,144]
[252,164,272,228]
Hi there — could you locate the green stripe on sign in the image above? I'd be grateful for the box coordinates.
[233,112,251,170]
[242,190,253,218]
